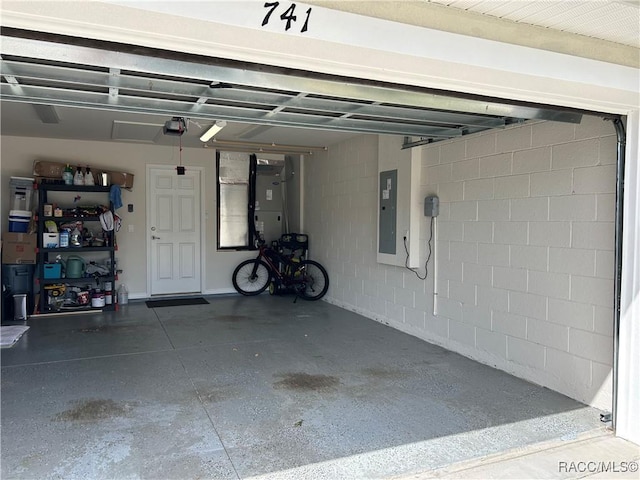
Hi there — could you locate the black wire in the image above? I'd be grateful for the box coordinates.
[403,216,435,280]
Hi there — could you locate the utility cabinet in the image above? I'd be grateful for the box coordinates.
[35,184,117,314]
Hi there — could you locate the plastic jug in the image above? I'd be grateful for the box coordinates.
[84,166,95,186]
[62,164,73,185]
[59,229,70,248]
[73,166,84,185]
[117,284,129,305]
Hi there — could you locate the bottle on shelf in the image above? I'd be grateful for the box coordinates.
[84,166,95,186]
[70,225,82,247]
[62,164,73,185]
[59,229,70,248]
[73,166,84,185]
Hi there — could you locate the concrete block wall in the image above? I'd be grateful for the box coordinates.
[305,116,616,410]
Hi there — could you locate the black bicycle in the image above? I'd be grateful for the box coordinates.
[232,234,329,300]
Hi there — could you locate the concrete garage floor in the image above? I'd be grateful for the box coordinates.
[1,295,603,479]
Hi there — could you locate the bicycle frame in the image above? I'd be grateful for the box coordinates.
[251,243,300,287]
[232,237,328,300]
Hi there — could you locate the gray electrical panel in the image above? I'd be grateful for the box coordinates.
[424,195,440,217]
[379,170,397,254]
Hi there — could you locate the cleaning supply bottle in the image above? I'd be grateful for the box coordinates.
[59,229,70,247]
[117,284,129,305]
[84,166,95,185]
[73,166,84,185]
[70,225,82,247]
[62,164,73,185]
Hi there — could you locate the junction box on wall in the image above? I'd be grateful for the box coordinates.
[424,195,439,217]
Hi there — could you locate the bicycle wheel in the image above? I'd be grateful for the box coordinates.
[232,259,271,296]
[297,260,329,301]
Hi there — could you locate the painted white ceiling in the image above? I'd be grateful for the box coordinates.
[1,0,637,150]
[427,0,640,48]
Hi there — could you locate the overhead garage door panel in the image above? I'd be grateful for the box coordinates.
[0,32,584,144]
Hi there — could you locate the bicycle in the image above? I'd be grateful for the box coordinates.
[232,234,329,301]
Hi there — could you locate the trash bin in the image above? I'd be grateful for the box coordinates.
[13,294,27,320]
[1,264,34,322]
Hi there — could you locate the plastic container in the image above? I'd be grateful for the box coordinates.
[104,282,113,305]
[117,284,129,305]
[84,166,95,186]
[43,263,62,279]
[8,210,31,233]
[10,177,34,211]
[70,227,82,247]
[98,172,110,186]
[59,230,70,248]
[73,166,84,185]
[43,232,59,248]
[62,165,73,185]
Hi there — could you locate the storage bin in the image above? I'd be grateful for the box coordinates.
[43,264,62,279]
[43,232,60,248]
[9,210,31,233]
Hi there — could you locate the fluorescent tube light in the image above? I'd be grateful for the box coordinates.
[200,120,227,142]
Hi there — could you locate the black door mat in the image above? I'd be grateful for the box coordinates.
[146,297,209,308]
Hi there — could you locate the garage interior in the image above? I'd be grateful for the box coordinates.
[1,296,603,479]
[1,1,639,479]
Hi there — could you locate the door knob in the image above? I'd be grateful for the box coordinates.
[152,235,161,240]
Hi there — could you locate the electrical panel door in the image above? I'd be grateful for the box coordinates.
[379,170,397,254]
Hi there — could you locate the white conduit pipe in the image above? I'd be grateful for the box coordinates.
[432,216,438,317]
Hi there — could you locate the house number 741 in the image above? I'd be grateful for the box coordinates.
[262,2,312,33]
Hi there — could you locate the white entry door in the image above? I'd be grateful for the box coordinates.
[148,167,202,295]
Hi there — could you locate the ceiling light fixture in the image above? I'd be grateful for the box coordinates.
[200,120,227,142]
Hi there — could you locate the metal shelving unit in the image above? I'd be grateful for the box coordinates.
[35,183,117,314]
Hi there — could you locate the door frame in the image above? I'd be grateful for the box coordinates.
[145,164,206,297]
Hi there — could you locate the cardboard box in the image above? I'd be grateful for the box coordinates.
[33,160,66,179]
[43,232,60,248]
[2,233,37,264]
[108,171,134,190]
